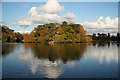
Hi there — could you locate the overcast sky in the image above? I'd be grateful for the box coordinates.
[1,0,119,34]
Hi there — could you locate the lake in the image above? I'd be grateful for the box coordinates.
[1,42,119,79]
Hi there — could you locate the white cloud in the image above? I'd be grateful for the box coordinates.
[18,20,32,26]
[81,16,118,34]
[63,13,78,23]
[29,13,61,24]
[36,0,64,14]
[29,7,38,16]
[15,30,31,34]
[17,0,77,26]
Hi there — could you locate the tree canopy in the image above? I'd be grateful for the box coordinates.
[2,25,23,42]
[23,21,92,43]
[1,21,92,43]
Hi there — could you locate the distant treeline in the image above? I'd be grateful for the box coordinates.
[1,21,92,43]
[2,25,23,42]
[1,21,120,43]
[92,33,120,42]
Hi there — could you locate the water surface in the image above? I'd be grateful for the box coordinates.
[2,42,119,78]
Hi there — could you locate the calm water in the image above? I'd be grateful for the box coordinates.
[2,42,119,78]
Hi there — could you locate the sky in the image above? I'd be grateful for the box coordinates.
[1,0,119,34]
[1,0,120,2]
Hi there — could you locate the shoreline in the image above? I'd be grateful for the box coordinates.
[1,41,120,44]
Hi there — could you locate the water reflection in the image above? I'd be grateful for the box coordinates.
[2,44,15,58]
[89,42,118,64]
[24,43,88,63]
[19,53,64,78]
[2,42,118,78]
[18,43,88,78]
[92,42,111,47]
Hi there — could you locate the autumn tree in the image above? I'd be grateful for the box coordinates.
[2,25,23,42]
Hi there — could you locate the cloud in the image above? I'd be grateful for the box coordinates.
[18,20,32,27]
[63,13,78,23]
[28,13,61,24]
[17,0,77,26]
[36,0,64,14]
[81,16,118,34]
[118,17,120,33]
[29,7,38,16]
[15,30,31,34]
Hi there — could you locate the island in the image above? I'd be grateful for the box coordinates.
[1,21,92,43]
[1,21,120,43]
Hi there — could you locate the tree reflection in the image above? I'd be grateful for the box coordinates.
[24,43,88,63]
[2,42,118,78]
[2,44,15,58]
[21,43,90,78]
[92,41,112,48]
